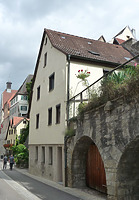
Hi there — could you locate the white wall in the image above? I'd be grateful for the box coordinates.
[29,35,67,145]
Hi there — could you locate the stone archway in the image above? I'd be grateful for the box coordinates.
[117,136,139,200]
[71,136,107,193]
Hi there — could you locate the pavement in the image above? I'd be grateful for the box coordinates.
[14,166,107,200]
[1,160,106,200]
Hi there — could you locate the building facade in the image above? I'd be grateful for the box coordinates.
[29,28,135,184]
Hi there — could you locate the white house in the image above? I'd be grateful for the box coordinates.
[29,28,135,184]
[109,25,137,45]
[10,75,33,119]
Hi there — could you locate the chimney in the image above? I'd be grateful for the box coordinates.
[6,82,12,93]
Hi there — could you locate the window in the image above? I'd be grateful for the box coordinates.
[48,107,52,125]
[37,86,40,100]
[35,146,38,161]
[49,147,53,165]
[56,104,61,124]
[21,106,27,111]
[21,95,28,100]
[42,146,45,163]
[36,114,39,129]
[49,73,55,91]
[44,52,47,67]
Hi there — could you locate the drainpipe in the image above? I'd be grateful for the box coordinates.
[66,54,70,125]
[64,54,70,187]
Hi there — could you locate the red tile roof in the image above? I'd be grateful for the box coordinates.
[45,29,134,65]
[115,38,125,45]
[10,117,26,127]
[2,90,17,109]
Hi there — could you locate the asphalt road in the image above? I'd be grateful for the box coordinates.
[1,167,81,200]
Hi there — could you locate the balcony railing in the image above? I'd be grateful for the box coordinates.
[67,54,139,121]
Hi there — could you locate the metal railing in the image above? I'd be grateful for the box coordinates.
[67,54,139,120]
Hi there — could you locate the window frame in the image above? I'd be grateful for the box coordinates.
[44,52,47,67]
[48,107,52,126]
[49,73,55,92]
[37,86,40,100]
[56,104,61,124]
[41,146,45,164]
[35,146,38,162]
[36,113,39,129]
[49,147,53,165]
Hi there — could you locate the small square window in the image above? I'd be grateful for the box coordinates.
[49,73,55,91]
[36,114,39,129]
[37,86,40,100]
[48,107,52,126]
[21,106,27,111]
[56,104,61,124]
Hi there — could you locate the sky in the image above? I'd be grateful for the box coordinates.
[0,0,139,97]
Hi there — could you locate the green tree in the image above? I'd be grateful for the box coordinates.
[26,79,32,103]
[19,123,29,144]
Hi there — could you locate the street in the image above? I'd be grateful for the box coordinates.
[0,161,106,200]
[0,161,81,200]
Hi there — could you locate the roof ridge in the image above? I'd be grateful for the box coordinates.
[45,28,97,42]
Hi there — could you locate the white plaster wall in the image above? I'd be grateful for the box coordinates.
[116,26,134,40]
[29,35,67,145]
[70,61,104,98]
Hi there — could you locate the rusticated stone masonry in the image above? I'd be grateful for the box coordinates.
[66,95,139,200]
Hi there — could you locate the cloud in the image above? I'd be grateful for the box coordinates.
[0,0,139,95]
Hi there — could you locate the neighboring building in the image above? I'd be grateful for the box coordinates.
[10,75,33,119]
[0,82,17,157]
[29,28,135,184]
[4,117,29,154]
[109,25,137,45]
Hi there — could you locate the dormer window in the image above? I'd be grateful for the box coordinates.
[88,50,100,56]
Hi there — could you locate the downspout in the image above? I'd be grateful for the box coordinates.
[64,54,70,187]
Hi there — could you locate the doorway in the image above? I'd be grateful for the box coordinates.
[57,147,63,182]
[86,144,107,193]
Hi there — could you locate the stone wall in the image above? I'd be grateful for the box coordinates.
[67,95,139,200]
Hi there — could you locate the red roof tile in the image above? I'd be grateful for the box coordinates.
[11,117,24,127]
[2,90,17,109]
[115,38,125,44]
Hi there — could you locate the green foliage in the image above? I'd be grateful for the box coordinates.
[81,65,139,112]
[26,79,32,102]
[78,102,88,114]
[65,128,75,137]
[19,123,29,144]
[12,144,29,165]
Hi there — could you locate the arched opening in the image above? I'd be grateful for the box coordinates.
[71,136,107,193]
[117,136,139,199]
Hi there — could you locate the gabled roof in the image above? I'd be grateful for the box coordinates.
[29,28,136,117]
[10,74,33,101]
[10,116,29,127]
[45,29,133,64]
[114,26,128,38]
[2,90,17,109]
[5,117,29,140]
